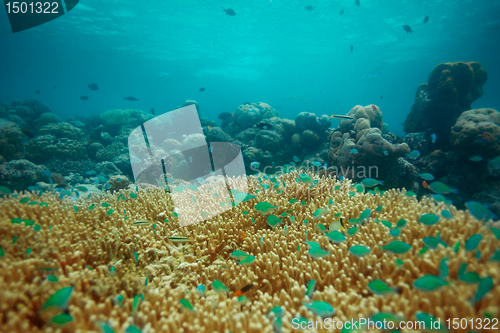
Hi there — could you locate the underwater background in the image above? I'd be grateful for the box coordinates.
[1,0,500,135]
[1,1,500,332]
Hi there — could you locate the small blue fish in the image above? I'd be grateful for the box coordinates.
[303,301,335,318]
[465,234,482,251]
[349,245,371,257]
[465,201,494,222]
[413,275,448,291]
[196,284,206,296]
[441,210,453,219]
[431,133,437,143]
[361,178,384,187]
[350,148,359,154]
[306,280,316,298]
[474,276,493,302]
[429,181,457,195]
[469,156,483,162]
[406,150,420,160]
[312,161,322,167]
[251,161,260,169]
[308,247,330,259]
[380,240,411,254]
[293,156,301,163]
[418,173,434,181]
[419,214,440,225]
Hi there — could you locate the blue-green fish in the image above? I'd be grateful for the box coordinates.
[423,237,447,249]
[350,148,359,154]
[306,280,316,298]
[465,201,494,222]
[293,156,301,163]
[465,234,482,251]
[441,210,453,219]
[196,284,206,296]
[303,301,335,318]
[389,228,401,237]
[492,248,500,262]
[459,272,481,284]
[325,231,346,243]
[273,317,282,333]
[491,227,500,240]
[413,275,448,291]
[474,276,493,302]
[255,202,279,214]
[308,247,330,259]
[212,280,229,294]
[347,227,358,236]
[380,241,411,254]
[406,150,420,160]
[266,215,283,229]
[98,321,116,333]
[349,245,371,257]
[51,313,73,325]
[313,208,328,219]
[267,306,285,319]
[375,205,383,212]
[358,209,371,221]
[180,298,195,311]
[42,286,73,310]
[361,178,384,187]
[429,181,457,194]
[298,173,313,183]
[230,250,249,260]
[368,279,395,295]
[419,214,440,225]
[125,326,141,333]
[238,255,256,265]
[418,173,435,181]
[304,241,321,249]
[470,156,483,162]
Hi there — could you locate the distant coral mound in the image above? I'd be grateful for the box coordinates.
[404,62,488,149]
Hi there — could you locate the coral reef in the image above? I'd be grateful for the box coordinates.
[223,102,280,136]
[38,122,86,142]
[105,174,130,193]
[451,108,500,158]
[25,135,87,162]
[0,119,23,161]
[0,159,47,191]
[330,105,414,188]
[404,62,488,149]
[100,109,153,136]
[0,171,498,332]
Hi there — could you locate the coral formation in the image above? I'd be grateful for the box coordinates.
[404,62,488,149]
[0,119,23,161]
[0,159,47,191]
[330,105,413,188]
[25,135,87,162]
[223,102,280,136]
[105,174,130,193]
[38,122,86,141]
[0,171,498,332]
[100,109,153,136]
[451,108,500,158]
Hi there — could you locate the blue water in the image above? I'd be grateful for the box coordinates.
[1,0,499,135]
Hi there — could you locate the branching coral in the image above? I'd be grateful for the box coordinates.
[0,171,498,332]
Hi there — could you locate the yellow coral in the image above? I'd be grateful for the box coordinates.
[0,171,498,332]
